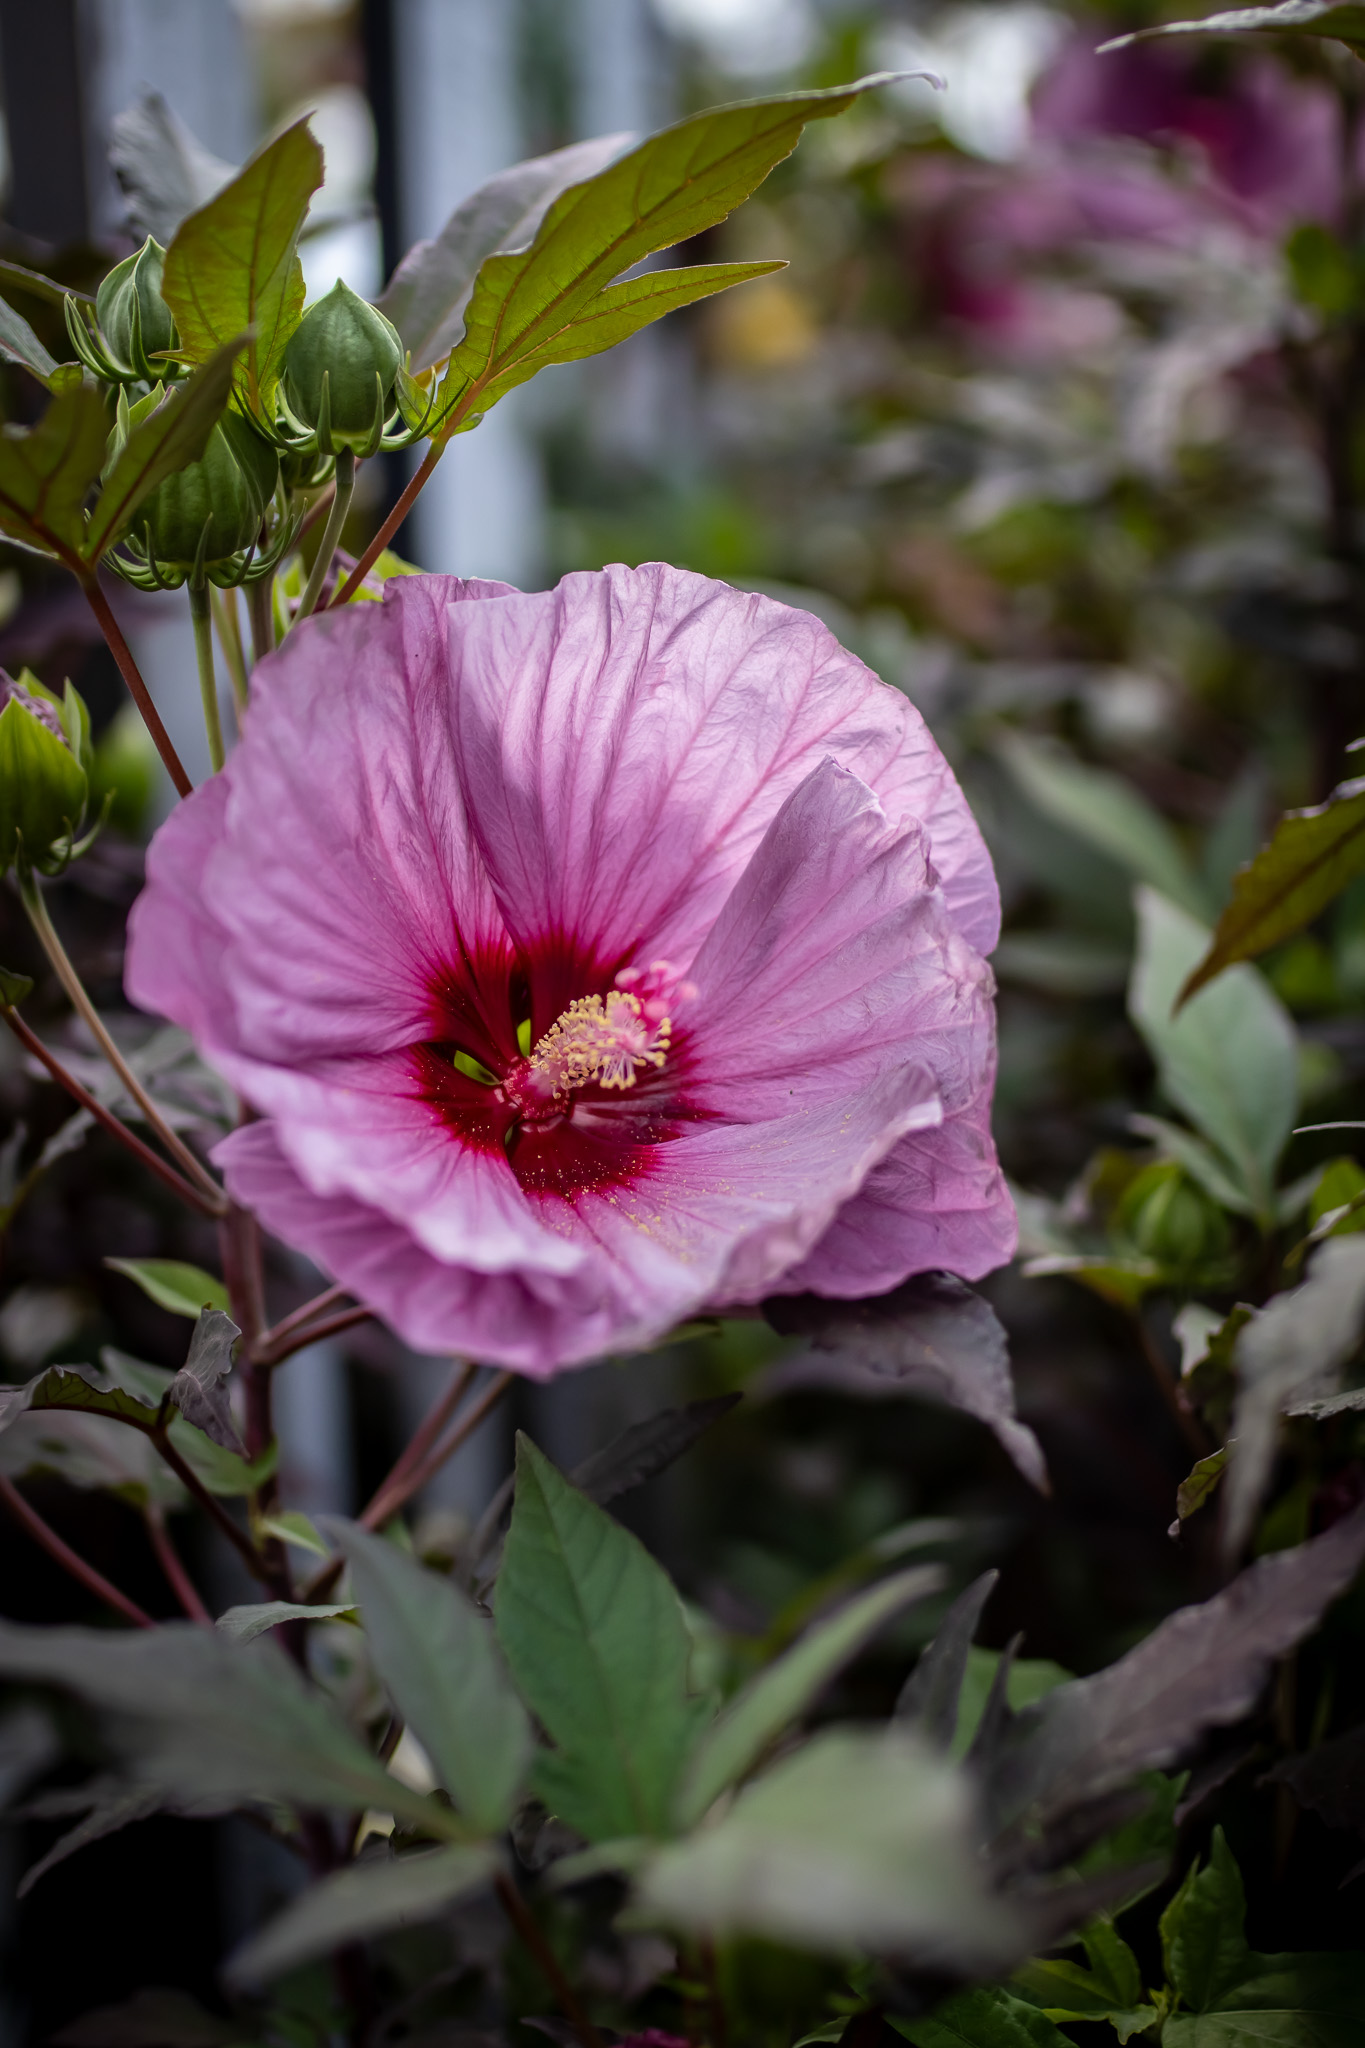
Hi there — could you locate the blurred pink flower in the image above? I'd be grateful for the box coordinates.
[901,31,1348,356]
[127,567,1013,1373]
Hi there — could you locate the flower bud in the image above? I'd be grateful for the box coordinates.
[132,409,280,579]
[94,236,179,381]
[0,671,91,877]
[281,280,402,452]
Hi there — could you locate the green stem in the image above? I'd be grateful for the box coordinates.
[19,871,226,1208]
[189,579,225,773]
[210,584,250,715]
[332,440,441,607]
[248,575,276,663]
[294,447,355,624]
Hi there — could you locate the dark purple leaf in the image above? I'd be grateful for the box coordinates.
[764,1277,1047,1491]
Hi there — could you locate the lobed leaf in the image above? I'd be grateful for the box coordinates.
[433,75,912,436]
[571,1393,741,1506]
[225,1842,497,1988]
[1270,1721,1365,1836]
[324,1517,531,1834]
[983,1504,1365,1841]
[893,1986,1074,2046]
[0,381,111,567]
[675,1563,943,1827]
[168,1306,243,1455]
[84,340,243,559]
[377,132,633,371]
[0,1360,159,1439]
[1102,3,1365,57]
[110,90,238,247]
[1180,778,1365,1006]
[494,1433,706,1842]
[1129,889,1298,1221]
[764,1276,1047,1491]
[162,117,322,416]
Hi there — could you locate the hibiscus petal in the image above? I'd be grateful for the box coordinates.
[446,564,999,1016]
[206,578,517,1066]
[125,772,235,1045]
[218,1122,620,1375]
[775,1083,1018,1298]
[684,759,995,1121]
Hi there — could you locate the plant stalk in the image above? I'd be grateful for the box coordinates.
[331,439,442,606]
[248,575,276,662]
[209,584,250,716]
[151,1425,272,1587]
[143,1503,212,1625]
[295,446,355,623]
[495,1871,604,2048]
[19,874,227,1208]
[189,578,226,773]
[81,575,193,798]
[254,1303,371,1368]
[1,1003,223,1216]
[0,1472,154,1627]
[360,1368,511,1531]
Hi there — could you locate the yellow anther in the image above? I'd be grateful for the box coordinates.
[529,990,671,1098]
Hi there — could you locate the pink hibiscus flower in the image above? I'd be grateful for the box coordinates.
[126,565,1013,1373]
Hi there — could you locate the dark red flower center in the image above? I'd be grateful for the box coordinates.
[409,937,698,1201]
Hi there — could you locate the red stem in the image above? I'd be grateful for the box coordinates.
[254,1303,372,1368]
[152,1427,271,1586]
[143,1504,212,1625]
[367,1358,475,1498]
[495,1871,604,2048]
[1,1005,224,1217]
[81,577,193,799]
[255,1283,349,1357]
[360,1369,511,1531]
[0,1471,154,1627]
[330,441,443,607]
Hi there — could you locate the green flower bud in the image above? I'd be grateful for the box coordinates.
[134,409,280,578]
[94,236,179,381]
[0,671,92,877]
[281,280,402,453]
[1116,1161,1232,1273]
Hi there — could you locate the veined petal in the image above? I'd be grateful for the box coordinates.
[447,564,998,1034]
[208,578,518,1067]
[685,759,993,1121]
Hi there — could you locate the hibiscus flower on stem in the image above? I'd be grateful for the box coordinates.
[126,561,1015,1377]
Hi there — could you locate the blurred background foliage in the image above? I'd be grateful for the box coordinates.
[2,0,1365,2036]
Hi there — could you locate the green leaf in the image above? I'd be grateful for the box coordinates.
[225,1842,497,1988]
[216,1600,354,1642]
[377,132,633,371]
[0,1620,449,1830]
[1175,1446,1229,1525]
[1021,1252,1164,1309]
[1163,1971,1365,2045]
[1180,779,1365,1005]
[0,381,110,566]
[636,1729,1022,1971]
[1101,3,1365,57]
[1013,1921,1151,2032]
[998,733,1209,919]
[84,340,243,559]
[0,966,32,1005]
[1129,1114,1258,1219]
[675,1563,943,1827]
[1162,1830,1252,2013]
[950,1645,1071,1764]
[494,1432,705,1841]
[1129,889,1298,1220]
[893,1986,1077,2046]
[260,1510,328,1558]
[0,295,59,387]
[433,75,904,437]
[324,1518,531,1834]
[0,1360,160,1439]
[162,116,323,416]
[104,1256,229,1317]
[462,259,787,412]
[897,1570,999,1749]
